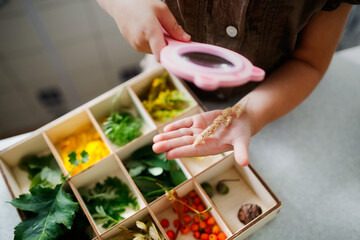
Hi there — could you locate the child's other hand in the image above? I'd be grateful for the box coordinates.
[153,110,251,166]
[100,0,191,61]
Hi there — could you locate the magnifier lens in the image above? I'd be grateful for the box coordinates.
[181,52,234,70]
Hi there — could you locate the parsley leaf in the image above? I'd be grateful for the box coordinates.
[103,112,143,147]
[68,150,89,168]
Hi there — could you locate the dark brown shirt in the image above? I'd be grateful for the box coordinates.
[165,0,360,74]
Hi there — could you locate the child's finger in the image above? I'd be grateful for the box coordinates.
[166,141,232,159]
[164,117,194,132]
[153,135,195,153]
[148,22,167,61]
[153,128,200,142]
[233,141,249,166]
[157,4,191,41]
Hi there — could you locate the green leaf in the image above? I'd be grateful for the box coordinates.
[68,151,78,166]
[10,184,79,240]
[129,165,146,177]
[148,167,163,176]
[80,151,89,163]
[168,161,187,186]
[68,151,89,167]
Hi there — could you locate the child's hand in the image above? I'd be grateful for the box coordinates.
[98,0,191,60]
[153,110,252,166]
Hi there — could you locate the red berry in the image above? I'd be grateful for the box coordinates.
[181,197,190,204]
[205,227,212,234]
[180,224,191,234]
[190,204,197,212]
[191,223,199,232]
[197,204,205,212]
[184,214,192,223]
[160,219,169,228]
[188,190,197,198]
[201,233,209,240]
[194,197,202,205]
[174,219,181,228]
[193,215,200,223]
[183,205,190,213]
[199,221,206,229]
[207,217,216,226]
[194,231,201,239]
[167,230,175,239]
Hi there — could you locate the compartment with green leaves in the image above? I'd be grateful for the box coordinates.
[117,131,191,203]
[69,154,146,235]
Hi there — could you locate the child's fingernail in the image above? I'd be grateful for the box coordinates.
[182,33,191,41]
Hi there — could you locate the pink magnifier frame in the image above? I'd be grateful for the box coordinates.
[160,35,265,91]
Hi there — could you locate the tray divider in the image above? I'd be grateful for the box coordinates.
[86,109,114,154]
[193,178,233,237]
[146,204,170,240]
[68,180,102,239]
[113,154,149,208]
[127,86,157,128]
[42,132,69,176]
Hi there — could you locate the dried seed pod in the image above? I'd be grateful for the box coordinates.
[238,203,262,224]
[193,98,249,146]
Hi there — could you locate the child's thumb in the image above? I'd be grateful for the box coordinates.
[233,141,249,167]
[157,5,191,41]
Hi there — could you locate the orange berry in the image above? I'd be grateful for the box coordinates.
[200,212,210,221]
[207,217,216,226]
[191,223,199,232]
[174,219,180,228]
[160,219,169,228]
[199,221,206,229]
[197,204,205,212]
[209,234,218,240]
[201,233,209,240]
[194,197,202,205]
[205,227,211,234]
[194,231,201,239]
[184,214,192,224]
[212,225,220,234]
[193,215,200,223]
[180,224,191,234]
[218,232,227,240]
[188,190,197,199]
[167,230,175,240]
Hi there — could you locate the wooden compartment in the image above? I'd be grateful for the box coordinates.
[45,110,111,176]
[150,179,232,240]
[69,154,146,235]
[117,130,192,204]
[127,69,198,128]
[0,66,281,240]
[195,154,281,238]
[0,133,59,198]
[89,86,156,152]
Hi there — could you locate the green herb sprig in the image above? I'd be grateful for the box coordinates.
[103,112,143,147]
[80,176,139,229]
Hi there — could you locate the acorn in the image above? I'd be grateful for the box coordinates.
[201,182,214,197]
[238,203,262,224]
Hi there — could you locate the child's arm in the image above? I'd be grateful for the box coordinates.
[96,0,190,61]
[153,3,353,166]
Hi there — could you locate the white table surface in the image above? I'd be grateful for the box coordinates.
[1,48,360,239]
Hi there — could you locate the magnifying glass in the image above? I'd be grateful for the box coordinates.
[160,34,265,91]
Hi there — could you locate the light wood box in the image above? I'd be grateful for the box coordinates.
[0,66,281,240]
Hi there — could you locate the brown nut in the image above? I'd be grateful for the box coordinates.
[238,204,262,224]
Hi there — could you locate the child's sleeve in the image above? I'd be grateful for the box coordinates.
[322,0,360,11]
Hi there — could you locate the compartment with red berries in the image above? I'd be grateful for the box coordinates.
[150,179,232,240]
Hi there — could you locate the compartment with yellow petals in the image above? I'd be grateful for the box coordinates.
[45,110,111,176]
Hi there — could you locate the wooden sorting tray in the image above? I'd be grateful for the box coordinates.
[0,66,281,240]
